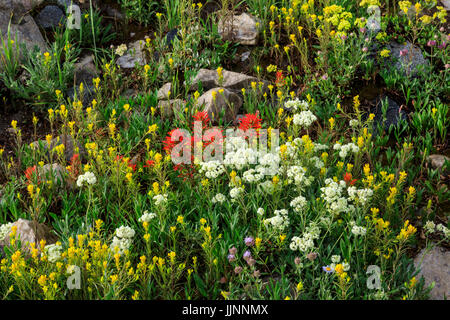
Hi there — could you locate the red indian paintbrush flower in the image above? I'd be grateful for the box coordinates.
[343,172,357,186]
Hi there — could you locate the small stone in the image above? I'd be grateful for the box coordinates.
[218,13,260,45]
[116,40,146,69]
[196,88,242,124]
[428,154,450,171]
[414,245,450,300]
[157,83,173,100]
[35,5,66,30]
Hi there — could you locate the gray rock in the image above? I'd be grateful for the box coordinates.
[414,245,450,300]
[106,6,124,20]
[428,154,450,171]
[31,134,87,163]
[386,41,429,76]
[190,68,264,92]
[0,218,57,254]
[74,54,97,86]
[57,0,72,8]
[196,88,242,124]
[0,11,47,71]
[35,5,66,30]
[116,40,146,69]
[441,0,450,10]
[37,163,69,186]
[0,0,44,12]
[218,13,260,45]
[368,95,407,134]
[157,99,185,118]
[157,82,173,100]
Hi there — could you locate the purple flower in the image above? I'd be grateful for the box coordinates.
[227,254,235,262]
[229,246,237,255]
[438,42,447,50]
[322,265,334,273]
[360,27,367,34]
[427,40,437,47]
[234,266,243,274]
[244,237,255,247]
[445,64,449,69]
[321,74,328,81]
[243,250,252,261]
[362,47,368,53]
[399,49,408,57]
[341,35,348,41]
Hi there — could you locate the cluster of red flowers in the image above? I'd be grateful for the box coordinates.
[162,111,262,180]
[275,70,286,88]
[343,172,357,186]
[24,165,38,184]
[67,153,81,179]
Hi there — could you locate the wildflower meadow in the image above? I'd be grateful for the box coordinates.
[0,0,449,303]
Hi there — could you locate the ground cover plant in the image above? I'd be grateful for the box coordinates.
[0,0,449,300]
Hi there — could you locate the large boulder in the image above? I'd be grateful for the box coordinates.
[31,134,87,163]
[0,0,44,12]
[196,88,242,124]
[218,13,260,45]
[367,95,407,134]
[190,68,264,92]
[157,99,185,118]
[386,41,429,76]
[0,218,57,254]
[0,11,47,70]
[414,245,450,300]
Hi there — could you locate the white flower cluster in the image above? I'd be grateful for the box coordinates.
[264,209,290,231]
[257,208,265,216]
[153,194,168,206]
[223,137,258,170]
[242,168,266,183]
[293,110,317,128]
[290,223,321,253]
[350,221,367,236]
[111,225,135,255]
[0,222,13,240]
[284,99,309,112]
[212,193,226,204]
[333,142,359,159]
[424,221,450,238]
[199,160,225,179]
[320,178,355,216]
[139,211,156,223]
[347,186,373,206]
[76,171,97,187]
[286,166,314,188]
[290,195,307,213]
[229,187,244,201]
[45,243,62,263]
[349,119,359,128]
